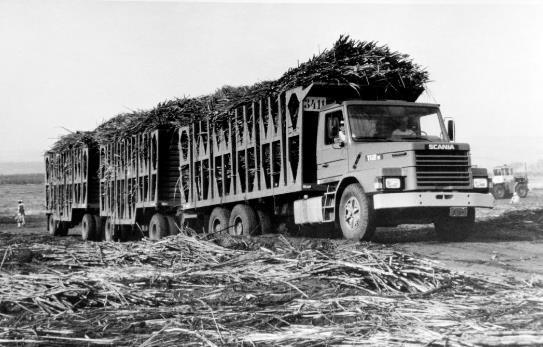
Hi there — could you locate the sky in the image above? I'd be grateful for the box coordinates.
[0,0,542,170]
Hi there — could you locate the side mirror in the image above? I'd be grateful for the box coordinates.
[446,119,455,141]
[332,140,345,149]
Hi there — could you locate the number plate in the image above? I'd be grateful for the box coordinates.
[449,207,468,217]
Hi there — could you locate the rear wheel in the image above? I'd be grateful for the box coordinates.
[434,207,475,242]
[492,184,506,199]
[149,213,169,240]
[209,207,231,234]
[338,183,375,241]
[516,184,528,198]
[93,216,103,240]
[228,204,258,236]
[256,209,272,235]
[81,213,96,241]
[48,215,57,236]
[166,215,179,235]
[103,217,115,241]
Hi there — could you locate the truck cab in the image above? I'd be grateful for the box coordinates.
[295,98,494,241]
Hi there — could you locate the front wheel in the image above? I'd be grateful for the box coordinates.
[492,184,506,199]
[338,183,375,241]
[516,184,528,198]
[434,207,475,242]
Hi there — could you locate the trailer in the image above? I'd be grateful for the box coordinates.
[44,144,100,238]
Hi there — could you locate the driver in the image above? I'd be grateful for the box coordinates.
[391,116,415,137]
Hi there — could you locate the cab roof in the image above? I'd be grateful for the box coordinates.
[320,99,441,112]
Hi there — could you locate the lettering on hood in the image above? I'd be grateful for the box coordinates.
[427,144,456,150]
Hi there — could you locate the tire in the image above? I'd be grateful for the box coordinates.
[338,183,375,241]
[228,204,258,236]
[209,207,231,234]
[492,184,506,199]
[516,184,528,198]
[166,215,180,235]
[149,213,169,240]
[94,215,103,241]
[256,209,272,235]
[48,215,57,236]
[81,213,96,241]
[434,207,475,242]
[103,217,115,241]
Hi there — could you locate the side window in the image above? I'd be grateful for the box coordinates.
[324,111,344,145]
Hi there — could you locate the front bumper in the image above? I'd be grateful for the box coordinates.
[373,192,494,210]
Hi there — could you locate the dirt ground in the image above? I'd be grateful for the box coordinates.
[1,185,542,285]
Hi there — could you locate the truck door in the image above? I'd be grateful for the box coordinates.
[317,109,348,181]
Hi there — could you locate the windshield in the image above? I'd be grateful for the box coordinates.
[347,105,447,142]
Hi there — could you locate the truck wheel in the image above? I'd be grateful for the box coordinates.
[229,204,258,236]
[166,215,180,235]
[81,213,96,241]
[516,184,528,198]
[103,217,115,241]
[256,209,272,235]
[492,184,505,199]
[48,215,57,236]
[94,215,103,240]
[338,183,375,241]
[209,207,231,234]
[434,207,475,242]
[149,213,169,240]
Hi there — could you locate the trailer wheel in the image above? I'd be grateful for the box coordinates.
[434,207,475,242]
[94,215,103,240]
[166,215,180,235]
[492,184,506,199]
[81,213,96,241]
[229,204,258,236]
[149,213,169,240]
[103,217,115,241]
[256,209,272,235]
[209,207,231,234]
[48,215,57,236]
[516,184,528,198]
[338,183,375,241]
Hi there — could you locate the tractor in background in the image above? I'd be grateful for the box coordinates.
[491,165,529,199]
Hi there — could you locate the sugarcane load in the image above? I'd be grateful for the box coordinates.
[45,35,494,242]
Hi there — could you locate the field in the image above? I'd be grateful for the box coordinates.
[0,184,542,345]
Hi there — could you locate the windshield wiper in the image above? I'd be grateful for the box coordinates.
[397,136,431,142]
[353,136,393,142]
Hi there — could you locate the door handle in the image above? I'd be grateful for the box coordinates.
[322,163,329,168]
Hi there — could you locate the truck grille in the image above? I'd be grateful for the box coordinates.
[415,150,471,188]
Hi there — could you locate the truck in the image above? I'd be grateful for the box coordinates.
[45,38,494,242]
[55,83,491,242]
[491,164,529,199]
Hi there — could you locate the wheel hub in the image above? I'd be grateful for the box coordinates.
[234,217,243,235]
[344,197,361,230]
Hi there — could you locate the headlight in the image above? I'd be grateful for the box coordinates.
[384,177,401,189]
[473,177,488,188]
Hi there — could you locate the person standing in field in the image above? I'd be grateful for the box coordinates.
[16,200,25,228]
